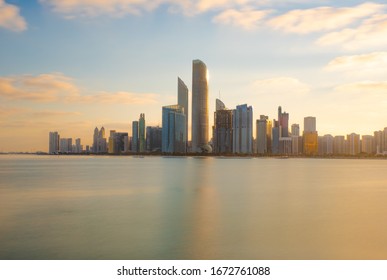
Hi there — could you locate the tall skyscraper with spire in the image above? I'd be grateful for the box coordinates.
[191,59,209,153]
[139,113,145,153]
[178,77,188,150]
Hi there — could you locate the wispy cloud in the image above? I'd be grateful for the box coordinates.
[325,52,387,72]
[213,8,271,30]
[335,81,387,95]
[317,14,387,50]
[0,73,159,105]
[267,2,384,34]
[0,0,27,31]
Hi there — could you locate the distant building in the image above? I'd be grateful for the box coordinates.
[108,130,128,154]
[291,124,300,137]
[92,127,107,153]
[278,106,289,137]
[213,99,233,154]
[321,134,334,155]
[233,104,253,154]
[303,116,318,155]
[347,133,360,155]
[49,131,60,154]
[139,114,146,153]
[374,130,383,154]
[75,138,82,153]
[256,115,269,154]
[333,136,346,155]
[191,59,209,153]
[132,121,139,152]
[59,138,72,153]
[146,126,162,152]
[279,137,292,154]
[178,77,189,148]
[162,105,187,153]
[361,135,374,155]
[291,136,302,155]
[271,122,280,155]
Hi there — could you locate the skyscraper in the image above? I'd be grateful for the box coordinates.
[162,105,186,153]
[191,59,209,153]
[256,115,268,154]
[347,133,360,155]
[291,124,300,136]
[278,106,289,137]
[49,131,60,154]
[139,113,145,153]
[146,126,162,152]
[233,104,253,154]
[303,116,318,155]
[132,121,139,152]
[178,77,188,147]
[213,99,233,154]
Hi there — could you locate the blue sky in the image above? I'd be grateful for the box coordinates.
[1,0,387,151]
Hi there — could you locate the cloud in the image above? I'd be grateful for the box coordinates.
[267,2,385,34]
[0,0,27,31]
[317,14,387,50]
[31,111,82,118]
[0,73,159,105]
[213,8,271,29]
[252,77,310,96]
[335,81,387,96]
[325,52,387,72]
[0,73,78,102]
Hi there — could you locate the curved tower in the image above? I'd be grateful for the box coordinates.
[191,59,209,152]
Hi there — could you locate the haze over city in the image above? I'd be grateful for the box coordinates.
[1,0,387,152]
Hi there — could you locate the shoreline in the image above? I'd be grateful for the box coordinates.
[2,152,387,160]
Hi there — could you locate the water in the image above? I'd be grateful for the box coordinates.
[1,155,387,260]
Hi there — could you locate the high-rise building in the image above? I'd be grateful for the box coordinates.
[266,119,272,153]
[59,138,72,153]
[256,115,268,154]
[271,120,280,154]
[162,105,187,153]
[333,136,346,155]
[108,130,128,154]
[132,121,139,152]
[320,134,334,155]
[92,127,107,153]
[139,114,146,153]
[146,126,162,152]
[191,59,209,153]
[178,77,189,147]
[291,124,300,136]
[291,136,302,155]
[278,106,289,137]
[233,104,253,154]
[303,116,318,155]
[75,138,82,153]
[304,117,316,133]
[213,99,233,154]
[347,133,360,155]
[374,130,384,154]
[361,135,374,155]
[93,127,98,153]
[279,137,292,154]
[49,131,60,154]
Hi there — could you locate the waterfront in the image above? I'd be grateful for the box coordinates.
[1,155,387,259]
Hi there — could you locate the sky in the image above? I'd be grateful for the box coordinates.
[0,0,387,152]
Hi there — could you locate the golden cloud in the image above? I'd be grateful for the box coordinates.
[213,8,271,30]
[0,0,27,31]
[0,73,159,105]
[268,2,385,34]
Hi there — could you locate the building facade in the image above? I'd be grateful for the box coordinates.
[233,104,253,154]
[162,105,187,153]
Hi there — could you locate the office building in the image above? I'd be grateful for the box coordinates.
[272,120,280,154]
[233,104,253,154]
[49,131,60,154]
[321,134,334,155]
[213,99,233,154]
[361,135,374,155]
[347,133,360,155]
[278,106,289,137]
[139,114,146,153]
[132,121,139,152]
[162,105,187,153]
[256,115,269,154]
[178,77,189,147]
[191,59,209,153]
[279,137,292,154]
[303,116,318,155]
[333,136,346,155]
[291,124,300,137]
[146,126,162,152]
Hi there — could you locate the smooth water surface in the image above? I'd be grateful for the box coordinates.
[1,155,387,259]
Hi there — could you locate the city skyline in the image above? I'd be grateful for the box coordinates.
[1,1,387,152]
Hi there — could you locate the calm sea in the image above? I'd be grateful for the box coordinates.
[1,155,387,260]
